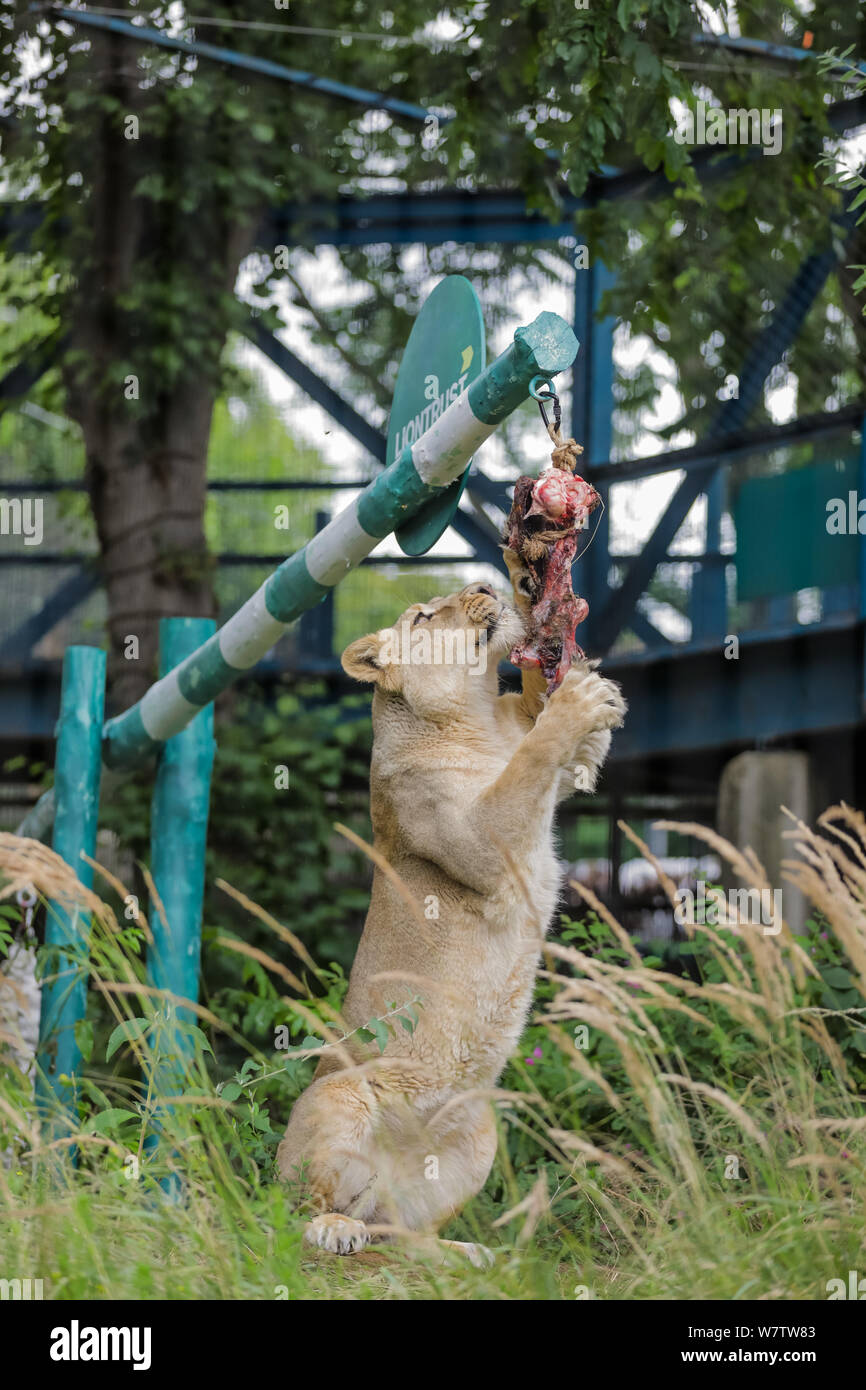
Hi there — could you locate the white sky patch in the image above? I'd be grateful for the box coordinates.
[765,368,798,424]
[695,2,741,38]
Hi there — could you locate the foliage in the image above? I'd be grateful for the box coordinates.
[4,2,860,460]
[97,684,374,1076]
[817,47,866,306]
[2,803,866,1300]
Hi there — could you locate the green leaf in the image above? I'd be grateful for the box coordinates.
[821,967,854,991]
[187,1024,214,1058]
[74,1019,94,1063]
[83,1108,139,1134]
[633,42,660,83]
[220,1082,243,1103]
[106,1016,151,1061]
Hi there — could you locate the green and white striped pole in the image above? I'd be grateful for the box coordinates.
[100,310,578,769]
[17,309,578,820]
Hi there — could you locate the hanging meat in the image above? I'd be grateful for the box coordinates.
[504,427,600,694]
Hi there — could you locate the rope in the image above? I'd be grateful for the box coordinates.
[546,420,584,474]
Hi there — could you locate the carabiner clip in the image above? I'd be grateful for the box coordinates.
[528,375,561,436]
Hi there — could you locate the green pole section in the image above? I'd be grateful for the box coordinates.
[146,618,216,1096]
[35,645,106,1134]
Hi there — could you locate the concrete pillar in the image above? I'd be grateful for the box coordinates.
[717,751,812,936]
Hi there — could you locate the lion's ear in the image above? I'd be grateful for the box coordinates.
[341,631,399,686]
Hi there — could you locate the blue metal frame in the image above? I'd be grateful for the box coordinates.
[692,32,866,79]
[573,258,617,651]
[247,318,387,463]
[49,8,434,124]
[590,231,855,653]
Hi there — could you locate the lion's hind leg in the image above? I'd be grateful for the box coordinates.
[278,1071,382,1255]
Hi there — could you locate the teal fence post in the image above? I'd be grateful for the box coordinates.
[146,618,216,1107]
[35,645,107,1137]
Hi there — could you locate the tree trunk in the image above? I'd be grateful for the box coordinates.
[57,24,262,709]
[77,388,218,710]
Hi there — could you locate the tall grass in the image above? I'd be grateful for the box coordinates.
[0,805,864,1301]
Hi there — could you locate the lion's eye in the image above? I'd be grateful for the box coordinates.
[413,610,432,626]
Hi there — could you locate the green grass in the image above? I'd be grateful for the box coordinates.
[1,805,865,1301]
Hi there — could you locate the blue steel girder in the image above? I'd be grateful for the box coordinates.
[573,258,616,645]
[588,233,851,654]
[259,90,866,253]
[606,620,863,762]
[50,8,433,125]
[246,320,505,571]
[0,568,100,664]
[246,318,387,463]
[0,332,66,406]
[692,32,866,80]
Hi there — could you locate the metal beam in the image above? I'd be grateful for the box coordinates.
[692,32,866,79]
[246,319,387,463]
[605,621,863,761]
[627,607,675,650]
[0,568,99,662]
[0,333,65,407]
[591,237,845,653]
[261,92,866,250]
[50,8,433,124]
[584,402,865,486]
[574,259,616,650]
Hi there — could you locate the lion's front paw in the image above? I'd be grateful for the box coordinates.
[546,669,627,738]
[304,1213,370,1255]
[503,546,534,618]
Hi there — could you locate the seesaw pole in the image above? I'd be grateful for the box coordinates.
[100,311,578,770]
[17,310,578,827]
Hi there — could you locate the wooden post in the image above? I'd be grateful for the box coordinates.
[147,618,216,1093]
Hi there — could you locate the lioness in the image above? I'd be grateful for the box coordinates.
[277,552,626,1261]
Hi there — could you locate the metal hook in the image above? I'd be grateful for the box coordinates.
[528,375,561,436]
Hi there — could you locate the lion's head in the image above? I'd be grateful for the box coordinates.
[341,582,524,721]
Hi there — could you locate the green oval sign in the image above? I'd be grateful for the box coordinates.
[389,275,486,556]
